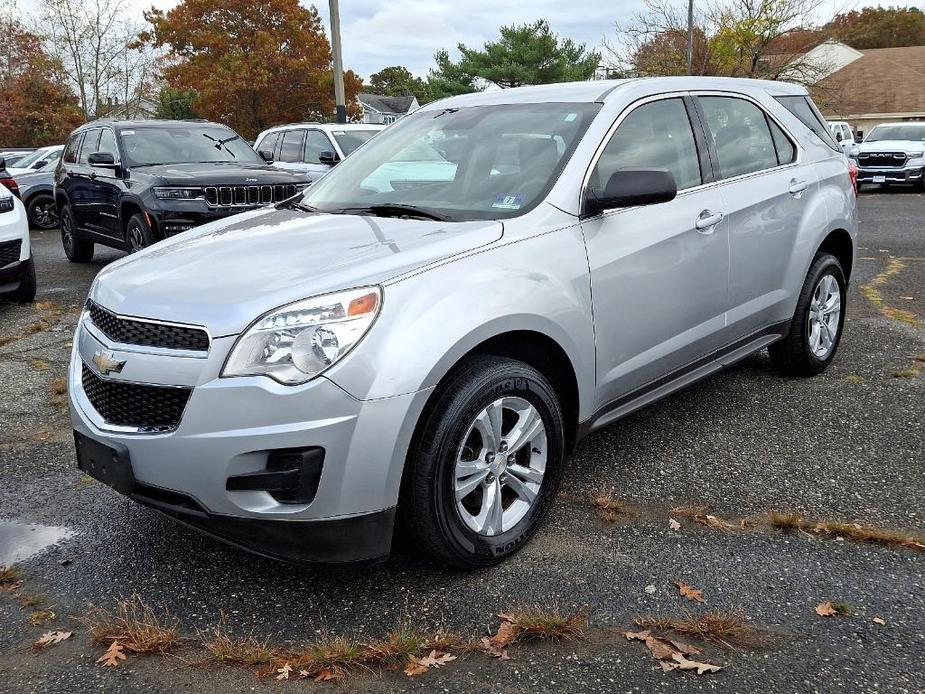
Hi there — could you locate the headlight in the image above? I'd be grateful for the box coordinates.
[222,287,381,384]
[153,187,204,200]
[906,151,924,158]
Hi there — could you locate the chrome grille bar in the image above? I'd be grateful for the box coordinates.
[203,184,298,207]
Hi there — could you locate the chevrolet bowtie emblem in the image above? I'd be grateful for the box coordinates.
[92,349,125,376]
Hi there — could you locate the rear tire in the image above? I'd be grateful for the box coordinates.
[770,253,846,377]
[60,204,94,263]
[402,355,566,568]
[125,213,155,253]
[6,256,36,303]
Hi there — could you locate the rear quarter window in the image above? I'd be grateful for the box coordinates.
[63,134,83,164]
[775,96,840,151]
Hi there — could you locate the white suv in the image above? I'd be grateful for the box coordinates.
[0,179,36,302]
[253,123,385,181]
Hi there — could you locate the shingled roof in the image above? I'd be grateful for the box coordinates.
[818,46,925,117]
[357,93,417,115]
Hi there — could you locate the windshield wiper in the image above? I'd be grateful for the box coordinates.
[338,203,451,221]
[275,195,319,213]
[202,133,238,157]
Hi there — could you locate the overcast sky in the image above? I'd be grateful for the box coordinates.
[16,0,910,79]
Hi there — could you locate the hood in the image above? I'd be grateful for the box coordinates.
[855,140,925,154]
[92,209,503,336]
[138,162,312,185]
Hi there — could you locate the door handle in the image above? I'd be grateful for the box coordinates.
[788,178,807,195]
[695,210,724,232]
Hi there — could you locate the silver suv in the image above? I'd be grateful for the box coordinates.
[69,77,857,568]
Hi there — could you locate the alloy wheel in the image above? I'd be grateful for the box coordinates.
[453,396,547,536]
[128,224,146,253]
[61,214,73,254]
[807,273,841,358]
[32,198,58,229]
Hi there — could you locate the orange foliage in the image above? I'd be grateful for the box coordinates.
[139,0,363,139]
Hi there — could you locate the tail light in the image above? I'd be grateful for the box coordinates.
[847,159,858,194]
[0,177,19,199]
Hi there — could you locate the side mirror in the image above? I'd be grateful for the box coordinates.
[586,168,677,214]
[318,150,340,165]
[855,131,864,142]
[258,149,274,162]
[33,160,48,169]
[835,131,844,142]
[88,151,116,167]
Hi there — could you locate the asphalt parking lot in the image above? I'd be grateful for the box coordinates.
[1,192,923,693]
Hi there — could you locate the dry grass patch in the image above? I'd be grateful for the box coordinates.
[671,505,739,531]
[29,358,50,372]
[893,368,919,378]
[501,608,586,642]
[272,633,368,681]
[591,492,633,522]
[0,565,20,588]
[18,594,43,608]
[768,510,925,550]
[635,609,771,650]
[363,625,434,668]
[28,609,56,626]
[80,594,180,655]
[201,616,274,667]
[842,374,864,384]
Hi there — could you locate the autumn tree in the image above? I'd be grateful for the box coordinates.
[155,86,199,120]
[138,0,362,139]
[368,66,429,101]
[0,11,83,147]
[827,6,925,49]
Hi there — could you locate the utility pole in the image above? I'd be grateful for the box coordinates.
[686,0,694,75]
[328,0,347,123]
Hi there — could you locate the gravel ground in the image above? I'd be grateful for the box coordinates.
[1,192,923,693]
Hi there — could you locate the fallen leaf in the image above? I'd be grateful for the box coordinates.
[665,637,702,656]
[314,667,340,681]
[669,518,681,531]
[479,636,511,660]
[624,629,685,661]
[299,670,310,678]
[33,630,72,650]
[673,581,706,603]
[872,616,886,626]
[644,584,656,595]
[417,649,457,668]
[96,641,127,667]
[670,652,723,674]
[815,601,837,617]
[489,615,520,648]
[623,629,651,642]
[403,659,429,677]
[276,663,292,680]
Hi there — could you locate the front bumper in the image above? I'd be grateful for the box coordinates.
[69,313,431,564]
[855,162,924,184]
[0,198,30,292]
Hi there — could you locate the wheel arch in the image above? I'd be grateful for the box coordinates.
[815,227,854,282]
[119,198,147,238]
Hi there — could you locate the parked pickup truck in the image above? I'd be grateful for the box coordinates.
[847,122,925,190]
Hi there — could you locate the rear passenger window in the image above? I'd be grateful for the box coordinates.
[259,132,280,158]
[63,134,83,164]
[698,97,778,178]
[775,95,840,151]
[278,130,305,163]
[304,130,333,164]
[77,129,102,164]
[768,119,795,165]
[591,98,702,194]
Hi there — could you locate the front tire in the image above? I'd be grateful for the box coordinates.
[403,355,566,568]
[26,194,58,230]
[6,256,36,303]
[125,213,155,253]
[770,253,847,376]
[60,204,94,263]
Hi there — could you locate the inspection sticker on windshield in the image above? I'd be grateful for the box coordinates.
[492,193,524,210]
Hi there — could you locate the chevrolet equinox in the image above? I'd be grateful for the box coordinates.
[69,77,858,568]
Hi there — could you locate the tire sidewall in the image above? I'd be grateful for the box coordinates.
[796,255,847,369]
[60,204,77,259]
[426,363,565,566]
[126,214,154,253]
[27,194,57,230]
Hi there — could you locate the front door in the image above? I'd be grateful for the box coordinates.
[580,96,730,410]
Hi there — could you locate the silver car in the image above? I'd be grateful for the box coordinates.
[69,77,857,567]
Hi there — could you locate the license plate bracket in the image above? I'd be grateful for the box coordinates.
[873,175,886,183]
[75,431,135,496]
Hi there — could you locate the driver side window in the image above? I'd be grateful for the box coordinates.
[591,98,702,196]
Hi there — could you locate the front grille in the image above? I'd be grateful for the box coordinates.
[81,364,191,431]
[858,152,907,168]
[204,184,296,207]
[0,239,21,268]
[87,301,209,352]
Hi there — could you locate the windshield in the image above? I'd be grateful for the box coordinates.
[866,125,925,142]
[120,126,263,166]
[331,129,381,155]
[14,147,59,169]
[303,103,601,221]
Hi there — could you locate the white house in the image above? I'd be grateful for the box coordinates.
[357,93,420,125]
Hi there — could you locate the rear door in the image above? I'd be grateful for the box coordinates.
[694,94,815,340]
[302,129,338,181]
[70,128,101,229]
[274,128,308,173]
[90,128,123,239]
[580,95,731,409]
